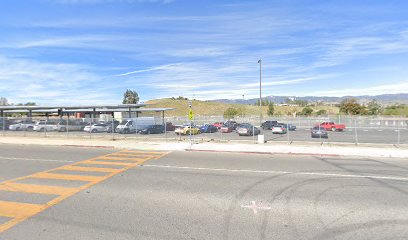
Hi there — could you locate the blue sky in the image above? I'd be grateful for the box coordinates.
[1,0,408,104]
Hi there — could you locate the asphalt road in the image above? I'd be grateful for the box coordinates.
[2,127,408,145]
[1,144,408,239]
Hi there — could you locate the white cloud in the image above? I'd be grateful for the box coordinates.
[115,63,182,76]
[310,81,408,97]
[0,55,119,105]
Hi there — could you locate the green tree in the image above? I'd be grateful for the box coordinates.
[122,89,139,104]
[340,98,366,115]
[315,109,327,116]
[366,100,382,115]
[267,102,275,116]
[223,108,239,119]
[300,107,313,116]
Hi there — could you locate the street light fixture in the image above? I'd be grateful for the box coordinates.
[258,59,262,125]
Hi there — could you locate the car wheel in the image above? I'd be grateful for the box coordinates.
[40,128,45,132]
[91,129,97,133]
[16,127,20,131]
[60,127,66,132]
[331,127,336,132]
[147,130,151,134]
[27,127,33,132]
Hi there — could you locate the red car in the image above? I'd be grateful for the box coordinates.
[318,122,346,132]
[220,125,233,133]
[213,122,223,129]
[165,122,176,131]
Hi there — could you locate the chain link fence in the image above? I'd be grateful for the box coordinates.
[1,115,407,145]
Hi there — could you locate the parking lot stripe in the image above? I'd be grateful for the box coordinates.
[59,165,120,173]
[0,182,77,196]
[30,172,104,182]
[0,150,168,233]
[0,201,44,218]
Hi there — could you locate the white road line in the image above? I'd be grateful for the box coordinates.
[0,157,74,163]
[142,164,408,182]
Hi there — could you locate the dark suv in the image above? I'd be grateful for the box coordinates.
[138,125,165,134]
[261,120,278,130]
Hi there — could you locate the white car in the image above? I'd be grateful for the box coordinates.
[8,120,36,131]
[272,125,287,134]
[83,123,112,133]
[33,121,59,132]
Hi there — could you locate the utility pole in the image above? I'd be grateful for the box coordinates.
[242,94,245,118]
[258,59,262,126]
[189,100,192,146]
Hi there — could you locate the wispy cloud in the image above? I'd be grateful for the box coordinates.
[115,63,181,76]
[310,81,408,97]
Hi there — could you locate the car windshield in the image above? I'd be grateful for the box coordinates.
[120,120,128,125]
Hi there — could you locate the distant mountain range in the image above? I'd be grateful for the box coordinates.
[209,93,408,105]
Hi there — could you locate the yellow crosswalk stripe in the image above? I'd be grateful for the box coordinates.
[0,149,168,233]
[97,156,145,162]
[80,160,136,167]
[0,182,77,196]
[0,201,44,218]
[58,165,120,173]
[30,172,103,182]
[120,150,166,155]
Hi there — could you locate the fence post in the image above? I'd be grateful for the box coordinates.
[112,119,115,141]
[2,117,5,136]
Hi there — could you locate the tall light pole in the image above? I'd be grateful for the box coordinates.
[242,94,245,118]
[258,59,262,125]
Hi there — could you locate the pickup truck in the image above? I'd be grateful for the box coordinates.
[318,122,346,132]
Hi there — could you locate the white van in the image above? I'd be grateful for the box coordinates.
[116,117,156,134]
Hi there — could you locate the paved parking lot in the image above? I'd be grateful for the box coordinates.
[1,144,408,239]
[1,127,407,145]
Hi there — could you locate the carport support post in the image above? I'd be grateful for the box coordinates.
[128,108,132,118]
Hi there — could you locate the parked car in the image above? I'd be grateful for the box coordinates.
[213,122,224,129]
[319,122,346,132]
[0,119,14,130]
[224,120,238,130]
[175,125,201,135]
[138,125,165,134]
[261,120,278,130]
[272,124,287,134]
[116,117,156,134]
[165,122,176,131]
[220,124,234,133]
[52,120,85,132]
[83,123,112,133]
[237,124,261,136]
[199,124,218,133]
[311,126,328,138]
[8,120,36,131]
[278,123,296,131]
[33,121,59,132]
